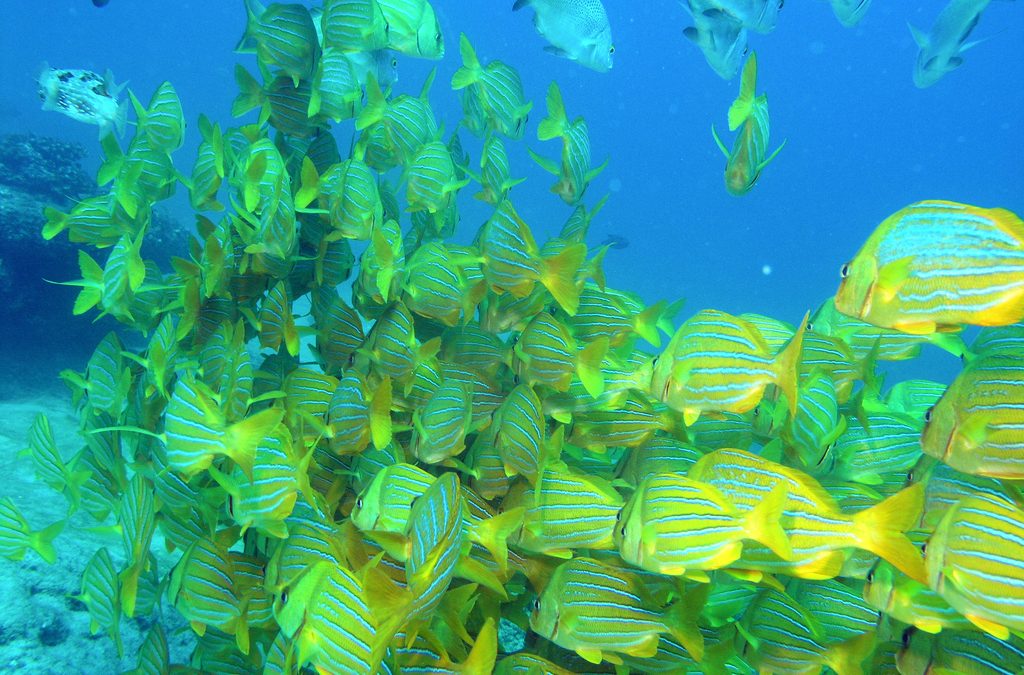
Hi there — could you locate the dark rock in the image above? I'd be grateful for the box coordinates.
[0,134,95,204]
[65,596,87,613]
[38,615,69,647]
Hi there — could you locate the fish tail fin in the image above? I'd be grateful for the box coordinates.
[72,250,104,315]
[711,123,730,158]
[728,52,758,131]
[576,336,608,398]
[42,206,70,241]
[852,482,927,584]
[743,482,793,561]
[30,519,65,565]
[457,618,498,673]
[539,243,586,315]
[224,407,285,481]
[231,64,264,118]
[369,375,393,450]
[451,34,482,90]
[355,73,388,131]
[473,506,525,573]
[772,311,808,419]
[663,586,707,661]
[824,630,875,675]
[634,300,667,346]
[537,82,568,141]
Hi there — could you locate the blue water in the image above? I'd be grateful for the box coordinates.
[1,1,1022,382]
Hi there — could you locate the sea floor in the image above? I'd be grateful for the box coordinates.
[0,375,194,673]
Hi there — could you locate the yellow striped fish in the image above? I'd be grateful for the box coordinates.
[530,556,701,665]
[272,561,379,673]
[925,494,1024,639]
[507,466,623,558]
[690,448,927,583]
[651,309,806,426]
[835,200,1024,335]
[896,627,1024,675]
[615,472,792,579]
[921,353,1024,479]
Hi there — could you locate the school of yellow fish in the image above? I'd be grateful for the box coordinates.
[5,1,1024,673]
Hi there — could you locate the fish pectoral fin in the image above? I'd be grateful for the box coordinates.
[875,256,914,302]
[543,45,570,58]
[908,23,929,48]
[964,613,1010,640]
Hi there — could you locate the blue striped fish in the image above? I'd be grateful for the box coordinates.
[473,133,526,204]
[690,448,927,583]
[477,198,586,315]
[494,383,547,483]
[740,587,873,674]
[404,473,465,623]
[321,157,383,241]
[652,309,805,426]
[711,52,785,196]
[925,494,1024,639]
[530,556,702,665]
[238,0,320,86]
[163,374,284,480]
[411,379,473,465]
[0,497,63,565]
[810,296,967,361]
[74,547,123,657]
[129,81,184,151]
[273,561,379,673]
[863,560,974,635]
[836,200,1024,335]
[821,411,923,486]
[508,466,623,558]
[452,35,532,141]
[320,0,389,52]
[530,82,607,206]
[897,627,1024,675]
[921,353,1024,479]
[616,472,791,579]
[514,310,605,396]
[167,537,248,653]
[407,140,469,216]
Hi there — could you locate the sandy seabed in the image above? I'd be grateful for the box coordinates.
[0,389,194,674]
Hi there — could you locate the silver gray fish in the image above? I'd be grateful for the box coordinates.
[512,0,615,72]
[713,0,783,34]
[823,0,872,27]
[682,0,749,80]
[37,63,127,137]
[910,0,992,88]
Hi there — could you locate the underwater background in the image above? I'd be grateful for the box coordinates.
[0,0,1022,673]
[2,1,1021,382]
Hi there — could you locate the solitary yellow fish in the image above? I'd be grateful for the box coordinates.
[835,200,1024,335]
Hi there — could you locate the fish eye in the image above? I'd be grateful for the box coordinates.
[609,45,615,55]
[920,541,928,556]
[906,469,915,484]
[356,497,363,509]
[901,627,913,647]
[752,407,759,417]
[280,589,289,605]
[839,263,850,279]
[806,320,814,332]
[651,355,659,365]
[924,407,933,423]
[532,597,541,612]
[513,374,521,385]
[435,33,442,44]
